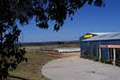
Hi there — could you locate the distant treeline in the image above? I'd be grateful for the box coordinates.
[17,40,79,46]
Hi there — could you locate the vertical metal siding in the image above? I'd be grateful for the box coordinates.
[80,39,120,60]
[101,48,109,60]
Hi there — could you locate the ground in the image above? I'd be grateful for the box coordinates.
[42,56,120,80]
[9,47,57,80]
[8,43,79,80]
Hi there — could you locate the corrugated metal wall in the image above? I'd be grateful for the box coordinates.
[80,40,120,60]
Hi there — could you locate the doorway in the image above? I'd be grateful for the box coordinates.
[109,48,113,60]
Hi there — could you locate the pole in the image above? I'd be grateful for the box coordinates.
[99,48,101,61]
[113,48,116,66]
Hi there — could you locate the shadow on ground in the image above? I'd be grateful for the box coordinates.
[9,75,29,80]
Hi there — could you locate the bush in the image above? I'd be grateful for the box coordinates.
[101,60,112,64]
[115,60,120,67]
[93,57,99,61]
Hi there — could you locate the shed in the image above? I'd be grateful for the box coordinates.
[80,32,120,65]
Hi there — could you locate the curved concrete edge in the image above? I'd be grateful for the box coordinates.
[42,59,55,79]
[42,56,120,80]
[41,56,79,79]
[42,58,62,79]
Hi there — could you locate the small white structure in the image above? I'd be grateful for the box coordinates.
[54,48,80,53]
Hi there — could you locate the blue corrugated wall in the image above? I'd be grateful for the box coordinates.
[80,40,120,60]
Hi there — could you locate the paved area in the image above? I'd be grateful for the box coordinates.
[42,56,120,80]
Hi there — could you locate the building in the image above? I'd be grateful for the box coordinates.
[80,32,120,65]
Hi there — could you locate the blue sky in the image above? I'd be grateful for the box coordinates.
[19,0,120,42]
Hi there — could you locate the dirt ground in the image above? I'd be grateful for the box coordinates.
[9,43,80,80]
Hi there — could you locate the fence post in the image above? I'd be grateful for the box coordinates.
[99,48,101,61]
[113,48,116,66]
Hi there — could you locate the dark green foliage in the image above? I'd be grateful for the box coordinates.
[0,0,105,31]
[101,60,113,64]
[93,57,99,61]
[0,25,27,80]
[0,0,105,79]
[83,55,99,61]
[115,60,120,67]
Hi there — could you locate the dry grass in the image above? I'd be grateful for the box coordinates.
[9,48,57,80]
[8,43,79,80]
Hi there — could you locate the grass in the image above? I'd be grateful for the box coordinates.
[9,48,57,80]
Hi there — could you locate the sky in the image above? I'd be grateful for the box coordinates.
[19,0,120,42]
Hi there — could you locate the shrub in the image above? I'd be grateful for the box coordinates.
[115,60,120,67]
[101,60,112,64]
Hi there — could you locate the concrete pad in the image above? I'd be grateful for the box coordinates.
[42,56,120,80]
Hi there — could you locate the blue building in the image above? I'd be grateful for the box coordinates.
[80,32,120,65]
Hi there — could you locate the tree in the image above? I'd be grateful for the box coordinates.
[0,0,104,79]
